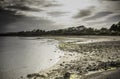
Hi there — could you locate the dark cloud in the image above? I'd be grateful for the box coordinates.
[102,0,120,1]
[0,0,61,8]
[73,9,92,19]
[86,14,120,25]
[0,0,61,13]
[0,13,56,33]
[48,11,67,17]
[6,5,43,12]
[83,11,113,21]
[0,0,43,16]
[73,7,95,19]
[0,8,23,32]
[0,0,63,33]
[0,7,56,33]
[107,14,120,22]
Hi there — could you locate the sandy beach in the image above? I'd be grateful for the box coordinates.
[26,36,120,79]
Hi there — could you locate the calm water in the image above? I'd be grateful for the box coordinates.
[0,37,63,79]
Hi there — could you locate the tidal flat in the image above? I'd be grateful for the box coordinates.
[0,36,120,79]
[26,36,120,79]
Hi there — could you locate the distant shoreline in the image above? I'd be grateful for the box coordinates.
[0,21,120,36]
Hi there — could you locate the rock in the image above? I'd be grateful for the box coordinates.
[60,64,63,66]
[55,77,64,79]
[50,59,52,61]
[63,72,71,79]
[20,76,23,78]
[27,73,45,79]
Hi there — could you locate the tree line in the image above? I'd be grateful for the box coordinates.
[0,21,120,36]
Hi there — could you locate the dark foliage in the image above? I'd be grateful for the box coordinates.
[0,21,120,36]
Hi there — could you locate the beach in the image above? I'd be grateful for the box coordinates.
[26,36,120,79]
[0,36,120,79]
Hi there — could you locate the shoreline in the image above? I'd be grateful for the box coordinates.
[27,36,120,79]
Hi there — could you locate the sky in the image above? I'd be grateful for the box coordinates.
[0,0,120,33]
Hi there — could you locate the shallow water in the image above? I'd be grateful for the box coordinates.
[0,37,63,79]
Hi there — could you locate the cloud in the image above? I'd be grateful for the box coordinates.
[0,0,119,31]
[43,3,62,7]
[6,5,43,12]
[0,6,57,33]
[0,0,61,12]
[47,11,67,17]
[107,14,120,22]
[0,0,64,33]
[0,13,57,32]
[83,11,113,21]
[85,14,120,25]
[0,0,61,8]
[73,6,95,19]
[102,0,120,1]
[100,0,120,10]
[0,0,63,17]
[73,9,92,19]
[0,8,23,32]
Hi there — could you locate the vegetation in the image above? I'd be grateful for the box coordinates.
[0,21,120,36]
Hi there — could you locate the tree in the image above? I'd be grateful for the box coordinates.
[117,22,120,32]
[109,24,117,31]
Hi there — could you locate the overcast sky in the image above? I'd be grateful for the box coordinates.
[0,0,120,32]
